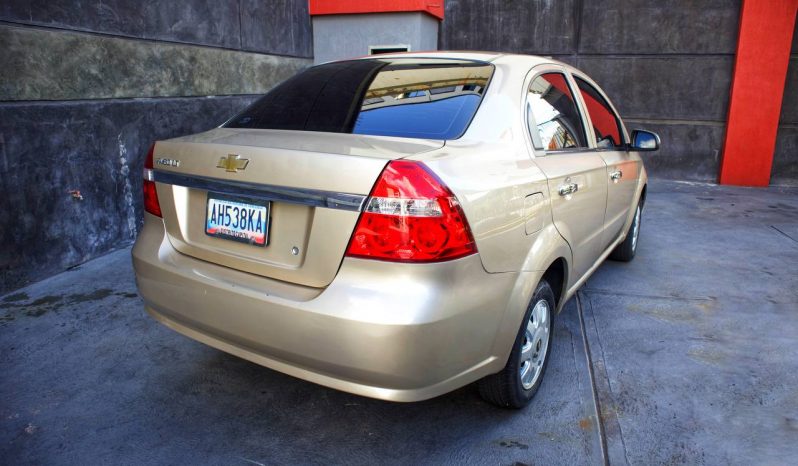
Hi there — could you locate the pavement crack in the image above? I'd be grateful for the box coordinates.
[567,309,599,459]
[581,288,714,302]
[771,225,798,244]
[575,293,610,466]
[577,291,631,466]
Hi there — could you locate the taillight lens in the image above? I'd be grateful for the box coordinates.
[143,144,162,217]
[346,160,477,262]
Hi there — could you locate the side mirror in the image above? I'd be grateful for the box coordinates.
[629,129,660,151]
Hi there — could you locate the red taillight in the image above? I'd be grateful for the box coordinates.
[143,144,162,217]
[345,160,477,262]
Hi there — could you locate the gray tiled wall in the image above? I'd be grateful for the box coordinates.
[0,1,312,293]
[441,0,796,186]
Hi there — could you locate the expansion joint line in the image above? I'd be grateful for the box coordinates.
[575,292,609,465]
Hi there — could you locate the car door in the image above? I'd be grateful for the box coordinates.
[572,74,641,251]
[523,68,608,283]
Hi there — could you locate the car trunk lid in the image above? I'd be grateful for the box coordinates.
[152,128,443,288]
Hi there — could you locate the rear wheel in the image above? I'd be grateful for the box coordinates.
[478,280,555,408]
[609,201,642,262]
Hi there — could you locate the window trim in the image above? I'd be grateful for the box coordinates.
[570,72,629,151]
[522,66,593,157]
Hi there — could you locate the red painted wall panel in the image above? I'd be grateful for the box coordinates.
[719,0,798,186]
[309,0,444,20]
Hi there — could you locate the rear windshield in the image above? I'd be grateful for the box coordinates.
[224,58,494,140]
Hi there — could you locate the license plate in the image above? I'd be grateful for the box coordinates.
[205,194,270,247]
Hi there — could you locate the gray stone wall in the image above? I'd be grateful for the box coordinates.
[774,21,798,186]
[0,1,312,294]
[441,0,795,186]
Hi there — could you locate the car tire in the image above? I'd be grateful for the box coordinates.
[477,279,555,409]
[609,200,642,262]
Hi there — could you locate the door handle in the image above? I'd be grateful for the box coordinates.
[558,182,579,196]
[610,170,623,181]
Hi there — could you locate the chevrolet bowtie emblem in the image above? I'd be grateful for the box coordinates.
[217,154,249,172]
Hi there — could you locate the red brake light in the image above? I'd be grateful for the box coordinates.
[143,144,162,217]
[346,160,477,262]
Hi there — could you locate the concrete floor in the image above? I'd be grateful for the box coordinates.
[1,180,797,465]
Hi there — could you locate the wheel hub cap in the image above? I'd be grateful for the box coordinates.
[631,205,641,251]
[519,299,551,390]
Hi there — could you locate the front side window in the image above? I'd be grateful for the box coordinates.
[225,59,494,140]
[526,73,587,151]
[574,76,625,148]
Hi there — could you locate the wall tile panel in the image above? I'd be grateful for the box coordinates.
[0,95,259,293]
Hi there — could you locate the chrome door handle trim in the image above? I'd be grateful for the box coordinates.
[558,182,579,196]
[610,170,623,181]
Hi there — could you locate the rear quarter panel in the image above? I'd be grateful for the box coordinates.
[412,60,571,276]
[410,60,575,363]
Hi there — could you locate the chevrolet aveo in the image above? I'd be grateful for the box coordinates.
[133,52,659,408]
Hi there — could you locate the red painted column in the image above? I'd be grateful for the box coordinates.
[719,0,798,186]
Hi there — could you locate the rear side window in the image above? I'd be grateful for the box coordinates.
[225,59,494,140]
[574,76,625,148]
[526,73,588,150]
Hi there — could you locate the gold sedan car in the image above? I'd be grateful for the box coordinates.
[133,52,658,408]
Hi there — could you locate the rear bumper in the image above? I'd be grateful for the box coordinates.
[132,214,519,401]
